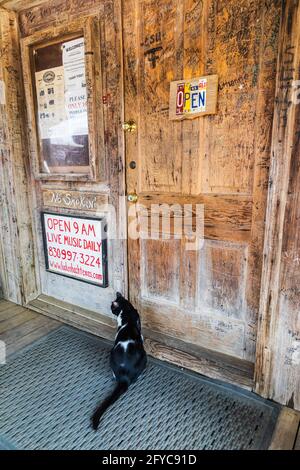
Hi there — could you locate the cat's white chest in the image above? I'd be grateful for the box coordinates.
[119,339,134,352]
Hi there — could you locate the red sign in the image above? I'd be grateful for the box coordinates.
[42,212,108,287]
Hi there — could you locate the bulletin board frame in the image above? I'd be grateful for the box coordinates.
[21,16,105,182]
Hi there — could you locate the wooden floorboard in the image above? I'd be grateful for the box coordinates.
[0,300,22,313]
[0,304,27,322]
[6,319,60,357]
[0,299,61,357]
[0,310,39,334]
[269,407,300,450]
[294,425,300,450]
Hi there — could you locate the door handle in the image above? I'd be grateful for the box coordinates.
[122,120,137,133]
[127,192,138,203]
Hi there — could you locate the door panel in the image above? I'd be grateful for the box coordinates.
[124,0,280,362]
[20,1,126,316]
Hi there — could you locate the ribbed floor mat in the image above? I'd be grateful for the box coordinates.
[0,326,279,449]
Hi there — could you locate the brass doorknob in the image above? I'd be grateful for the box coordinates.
[127,193,138,203]
[122,120,137,133]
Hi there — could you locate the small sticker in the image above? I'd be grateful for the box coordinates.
[0,80,6,105]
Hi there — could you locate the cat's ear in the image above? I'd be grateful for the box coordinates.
[116,292,123,299]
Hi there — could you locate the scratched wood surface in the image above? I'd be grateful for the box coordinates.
[123,0,281,362]
[4,0,298,398]
[0,0,299,410]
[255,0,300,410]
[0,1,45,11]
[0,8,38,305]
[13,0,127,314]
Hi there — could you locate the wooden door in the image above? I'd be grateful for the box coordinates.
[123,0,281,363]
[19,3,126,317]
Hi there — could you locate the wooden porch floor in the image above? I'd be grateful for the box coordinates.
[0,298,60,357]
[0,298,299,450]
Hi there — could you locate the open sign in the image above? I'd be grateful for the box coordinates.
[169,75,218,120]
[176,79,207,115]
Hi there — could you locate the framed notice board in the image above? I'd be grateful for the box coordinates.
[41,212,108,287]
[33,36,90,175]
[21,16,105,181]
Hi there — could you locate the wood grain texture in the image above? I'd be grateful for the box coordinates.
[19,1,103,36]
[138,194,252,243]
[144,337,252,390]
[0,8,37,305]
[198,240,247,321]
[269,407,300,450]
[3,0,297,407]
[15,1,128,315]
[0,309,38,334]
[124,0,280,363]
[0,299,60,357]
[42,189,108,211]
[294,425,300,450]
[0,304,26,321]
[243,0,282,360]
[0,1,46,11]
[255,0,300,410]
[0,300,25,314]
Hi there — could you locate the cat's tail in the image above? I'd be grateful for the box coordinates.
[91,379,129,430]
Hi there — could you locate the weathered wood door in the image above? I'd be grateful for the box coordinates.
[18,2,126,317]
[123,0,280,363]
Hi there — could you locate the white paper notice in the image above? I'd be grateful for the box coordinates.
[62,37,88,136]
[35,66,66,139]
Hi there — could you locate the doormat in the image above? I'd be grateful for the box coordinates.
[0,326,279,450]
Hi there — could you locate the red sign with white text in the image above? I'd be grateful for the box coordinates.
[42,212,108,287]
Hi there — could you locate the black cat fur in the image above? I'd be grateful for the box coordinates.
[91,292,147,430]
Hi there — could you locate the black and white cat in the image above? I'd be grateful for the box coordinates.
[91,292,147,430]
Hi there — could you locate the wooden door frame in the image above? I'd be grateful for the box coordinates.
[0,7,38,305]
[254,0,300,409]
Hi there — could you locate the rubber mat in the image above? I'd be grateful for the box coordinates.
[0,326,279,450]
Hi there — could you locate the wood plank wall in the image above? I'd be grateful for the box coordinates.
[0,8,37,303]
[255,0,300,410]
